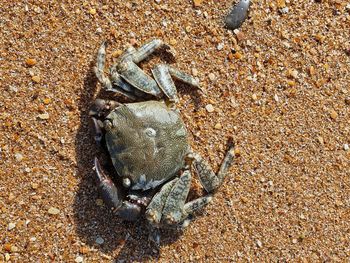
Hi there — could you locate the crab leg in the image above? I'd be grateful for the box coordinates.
[94,42,138,100]
[161,170,192,225]
[152,64,201,102]
[145,178,178,225]
[94,41,113,89]
[168,66,200,89]
[183,195,213,215]
[117,59,162,96]
[193,144,236,193]
[131,39,166,64]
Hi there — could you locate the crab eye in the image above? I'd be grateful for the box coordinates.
[145,127,156,137]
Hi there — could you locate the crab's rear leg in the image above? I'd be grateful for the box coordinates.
[145,178,179,225]
[152,64,200,102]
[193,144,236,193]
[159,171,212,227]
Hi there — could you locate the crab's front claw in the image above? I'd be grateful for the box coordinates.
[94,157,124,210]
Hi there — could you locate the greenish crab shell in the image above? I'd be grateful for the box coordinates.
[104,101,189,191]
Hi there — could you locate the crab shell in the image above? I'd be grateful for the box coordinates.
[103,100,189,191]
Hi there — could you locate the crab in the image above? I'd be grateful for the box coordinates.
[90,39,235,236]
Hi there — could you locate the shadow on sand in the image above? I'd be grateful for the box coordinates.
[73,52,202,261]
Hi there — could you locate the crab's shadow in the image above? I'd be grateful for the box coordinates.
[73,52,202,261]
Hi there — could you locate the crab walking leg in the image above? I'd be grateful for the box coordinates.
[131,39,166,64]
[145,178,178,225]
[151,64,179,102]
[95,42,137,100]
[162,170,192,224]
[152,64,201,102]
[193,145,235,193]
[94,41,113,90]
[184,195,213,215]
[117,59,162,96]
[168,66,200,89]
[94,157,124,209]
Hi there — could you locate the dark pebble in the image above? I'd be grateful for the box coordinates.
[225,0,250,30]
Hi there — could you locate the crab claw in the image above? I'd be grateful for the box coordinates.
[94,157,124,210]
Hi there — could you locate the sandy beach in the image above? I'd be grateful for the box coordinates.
[1,1,350,261]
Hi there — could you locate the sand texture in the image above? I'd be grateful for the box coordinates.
[1,0,350,262]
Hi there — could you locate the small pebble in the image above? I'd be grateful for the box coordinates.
[10,246,19,253]
[234,52,243,59]
[217,43,224,51]
[130,38,137,46]
[38,113,50,120]
[48,207,60,215]
[225,0,250,30]
[32,75,41,83]
[208,73,216,81]
[95,199,104,206]
[15,153,23,162]
[96,27,102,34]
[205,104,215,113]
[8,222,16,230]
[214,123,222,129]
[75,256,84,263]
[79,246,90,254]
[8,193,15,201]
[95,237,105,245]
[4,253,10,261]
[280,7,289,14]
[25,58,37,66]
[89,8,96,15]
[193,0,203,7]
[169,39,177,45]
[30,237,37,242]
[292,238,298,244]
[4,244,12,252]
[31,182,39,190]
[235,30,245,41]
[288,69,298,79]
[256,240,263,248]
[43,98,51,105]
[344,144,349,151]
[317,136,324,145]
[251,93,258,101]
[330,110,338,120]
[112,50,123,57]
[191,68,198,77]
[309,66,315,76]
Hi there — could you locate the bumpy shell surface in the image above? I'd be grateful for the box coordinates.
[104,101,189,190]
